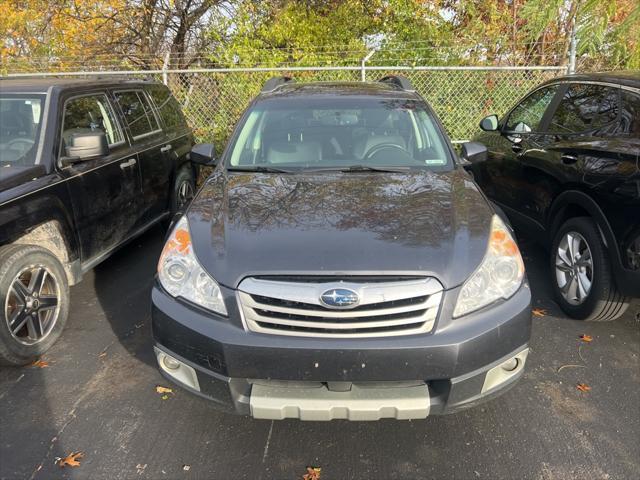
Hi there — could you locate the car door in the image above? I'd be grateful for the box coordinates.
[145,84,194,215]
[113,88,167,224]
[58,92,142,264]
[519,83,622,227]
[474,84,562,222]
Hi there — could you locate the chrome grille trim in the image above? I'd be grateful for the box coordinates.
[237,277,443,338]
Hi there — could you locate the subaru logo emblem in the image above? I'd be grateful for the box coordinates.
[320,288,360,309]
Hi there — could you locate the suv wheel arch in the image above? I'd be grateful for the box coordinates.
[10,221,81,285]
[546,190,620,268]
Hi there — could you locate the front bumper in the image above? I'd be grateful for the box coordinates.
[151,282,532,419]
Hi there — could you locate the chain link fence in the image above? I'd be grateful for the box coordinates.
[6,66,567,143]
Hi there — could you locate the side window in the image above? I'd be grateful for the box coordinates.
[548,84,619,134]
[505,85,558,132]
[619,91,640,136]
[62,94,123,150]
[115,90,160,138]
[147,85,187,130]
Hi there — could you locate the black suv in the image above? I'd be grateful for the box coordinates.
[0,77,206,365]
[151,76,532,420]
[471,71,639,322]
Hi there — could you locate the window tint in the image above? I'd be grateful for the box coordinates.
[506,85,558,132]
[548,84,619,134]
[62,94,123,148]
[115,90,160,138]
[619,91,640,136]
[147,86,187,130]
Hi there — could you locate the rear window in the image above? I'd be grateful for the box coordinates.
[619,90,640,136]
[115,90,160,138]
[548,84,619,134]
[147,85,188,130]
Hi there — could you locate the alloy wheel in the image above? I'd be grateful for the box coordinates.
[4,265,60,345]
[177,180,194,209]
[555,231,594,306]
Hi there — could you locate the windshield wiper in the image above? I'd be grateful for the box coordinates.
[339,165,411,173]
[227,166,295,173]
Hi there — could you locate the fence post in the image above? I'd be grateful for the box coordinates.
[162,52,170,85]
[568,19,577,74]
[360,49,377,82]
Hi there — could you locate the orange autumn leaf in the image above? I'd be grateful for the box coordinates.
[532,308,547,317]
[303,467,322,480]
[579,334,593,343]
[30,359,49,368]
[58,452,84,468]
[576,383,591,392]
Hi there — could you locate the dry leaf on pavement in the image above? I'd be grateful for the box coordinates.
[30,359,50,368]
[58,452,84,468]
[576,383,591,392]
[156,386,173,394]
[532,308,547,317]
[303,466,322,480]
[183,464,191,471]
[579,334,593,343]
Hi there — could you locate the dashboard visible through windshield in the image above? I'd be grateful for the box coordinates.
[228,97,453,172]
[0,94,45,166]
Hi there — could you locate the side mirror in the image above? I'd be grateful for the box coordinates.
[190,143,217,166]
[460,141,488,164]
[62,131,109,166]
[479,114,499,131]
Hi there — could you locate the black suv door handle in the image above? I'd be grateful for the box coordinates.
[511,143,523,154]
[561,154,578,165]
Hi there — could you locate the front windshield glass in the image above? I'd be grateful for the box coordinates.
[228,97,452,171]
[0,94,45,166]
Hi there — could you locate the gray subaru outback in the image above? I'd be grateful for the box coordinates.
[151,76,532,420]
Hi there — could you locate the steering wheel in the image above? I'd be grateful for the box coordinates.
[364,143,410,159]
[7,137,35,151]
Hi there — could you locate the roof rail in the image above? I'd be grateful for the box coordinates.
[378,75,415,92]
[261,76,295,93]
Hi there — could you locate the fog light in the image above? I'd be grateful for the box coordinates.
[154,347,201,392]
[501,358,519,372]
[481,348,529,394]
[163,356,181,370]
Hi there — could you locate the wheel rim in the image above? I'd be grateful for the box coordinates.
[4,265,60,345]
[177,180,194,209]
[555,231,593,306]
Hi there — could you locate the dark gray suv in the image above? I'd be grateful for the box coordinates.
[151,76,532,420]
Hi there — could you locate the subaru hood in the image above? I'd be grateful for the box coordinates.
[186,169,494,289]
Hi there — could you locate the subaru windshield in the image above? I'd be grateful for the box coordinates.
[0,94,45,166]
[227,97,454,172]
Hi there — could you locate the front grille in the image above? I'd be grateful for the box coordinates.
[237,277,443,338]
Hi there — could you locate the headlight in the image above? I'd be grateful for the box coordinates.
[453,215,524,317]
[157,216,227,316]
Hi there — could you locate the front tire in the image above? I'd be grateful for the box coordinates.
[550,217,628,321]
[170,166,196,216]
[0,244,70,365]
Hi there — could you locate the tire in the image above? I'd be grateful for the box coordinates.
[550,217,629,321]
[170,165,196,217]
[0,244,70,365]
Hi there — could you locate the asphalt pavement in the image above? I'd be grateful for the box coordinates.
[0,225,638,480]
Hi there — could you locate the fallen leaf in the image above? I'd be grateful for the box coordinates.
[576,383,591,392]
[156,386,173,394]
[532,308,547,317]
[579,334,593,343]
[183,464,191,471]
[303,466,322,480]
[161,395,169,400]
[58,452,84,468]
[30,359,49,368]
